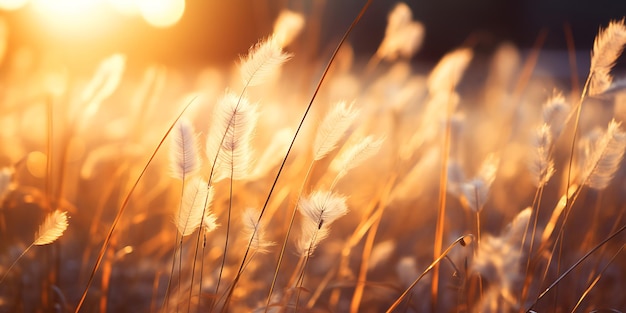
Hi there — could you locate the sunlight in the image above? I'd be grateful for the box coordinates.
[137,0,185,28]
[29,0,110,35]
[0,0,27,10]
[107,0,139,16]
[32,0,103,18]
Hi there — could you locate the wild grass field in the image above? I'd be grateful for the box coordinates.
[0,1,625,312]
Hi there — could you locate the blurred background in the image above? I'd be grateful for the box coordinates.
[1,0,626,72]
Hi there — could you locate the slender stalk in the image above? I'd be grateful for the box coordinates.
[221,1,373,310]
[527,224,626,311]
[74,100,195,313]
[264,162,315,311]
[349,211,381,313]
[570,244,624,313]
[431,86,455,310]
[0,244,34,285]
[386,235,471,313]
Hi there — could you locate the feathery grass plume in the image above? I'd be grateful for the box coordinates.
[427,48,473,94]
[80,53,126,120]
[273,10,305,48]
[329,135,385,181]
[375,2,424,61]
[368,240,396,270]
[248,128,292,180]
[297,190,348,256]
[461,154,499,212]
[581,119,626,189]
[169,118,200,180]
[176,177,214,237]
[589,20,626,96]
[298,190,348,228]
[312,101,360,161]
[0,167,13,204]
[472,208,531,311]
[34,210,69,245]
[400,91,460,159]
[240,36,292,87]
[241,208,274,253]
[0,210,69,285]
[297,219,330,257]
[203,210,219,233]
[80,143,145,179]
[529,124,555,187]
[541,92,570,139]
[205,91,259,182]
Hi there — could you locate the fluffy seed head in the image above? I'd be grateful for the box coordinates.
[34,210,69,246]
[589,20,626,96]
[240,36,292,87]
[273,10,305,47]
[581,119,626,189]
[313,101,360,161]
[169,118,200,180]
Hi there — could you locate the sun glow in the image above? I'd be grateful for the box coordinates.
[30,0,110,34]
[32,0,103,18]
[3,0,185,29]
[137,0,185,28]
[0,0,28,10]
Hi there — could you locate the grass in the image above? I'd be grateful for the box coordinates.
[0,2,625,312]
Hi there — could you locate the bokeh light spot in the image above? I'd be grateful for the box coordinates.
[26,151,47,178]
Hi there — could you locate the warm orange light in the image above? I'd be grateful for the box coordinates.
[32,0,103,17]
[30,0,110,35]
[107,0,138,16]
[137,0,184,28]
[0,0,28,10]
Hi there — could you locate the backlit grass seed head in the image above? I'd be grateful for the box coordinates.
[581,119,626,189]
[297,219,330,257]
[248,128,293,180]
[376,2,424,61]
[298,190,348,228]
[330,135,385,181]
[427,48,473,94]
[313,101,360,161]
[240,35,292,87]
[169,118,200,180]
[34,210,69,246]
[529,124,555,187]
[176,177,214,237]
[241,208,274,253]
[589,19,626,96]
[542,92,569,139]
[203,210,219,233]
[273,10,305,48]
[461,154,499,212]
[471,208,530,309]
[80,53,126,121]
[205,92,259,182]
[296,191,349,257]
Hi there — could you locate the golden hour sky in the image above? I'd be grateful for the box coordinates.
[1,0,625,69]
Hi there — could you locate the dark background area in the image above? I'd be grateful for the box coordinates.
[1,0,626,69]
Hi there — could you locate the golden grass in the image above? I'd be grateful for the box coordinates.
[0,3,625,313]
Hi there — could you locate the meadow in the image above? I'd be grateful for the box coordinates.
[0,2,625,312]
